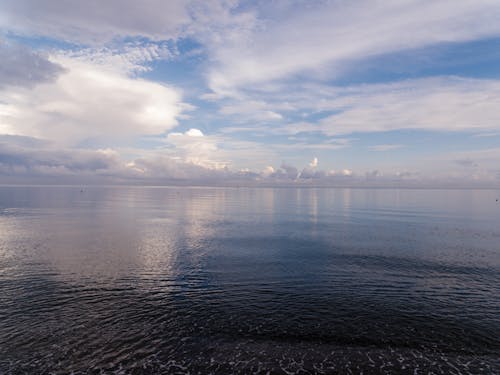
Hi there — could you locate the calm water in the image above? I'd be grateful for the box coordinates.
[0,186,499,374]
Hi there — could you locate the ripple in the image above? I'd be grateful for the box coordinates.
[1,186,499,373]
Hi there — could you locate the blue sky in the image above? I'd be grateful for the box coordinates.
[1,0,500,186]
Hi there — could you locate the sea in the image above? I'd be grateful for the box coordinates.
[0,186,499,374]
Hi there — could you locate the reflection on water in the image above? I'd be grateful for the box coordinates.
[0,186,499,373]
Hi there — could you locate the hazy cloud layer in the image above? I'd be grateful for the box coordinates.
[0,42,65,88]
[1,136,499,187]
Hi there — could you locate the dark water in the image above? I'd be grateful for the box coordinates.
[0,186,499,374]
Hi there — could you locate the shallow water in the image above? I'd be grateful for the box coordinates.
[0,186,499,374]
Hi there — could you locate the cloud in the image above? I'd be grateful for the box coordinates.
[369,144,405,152]
[206,75,500,138]
[365,170,381,179]
[279,162,299,180]
[165,128,224,169]
[317,77,500,135]
[0,135,228,182]
[1,136,499,186]
[261,165,275,177]
[0,0,256,49]
[61,42,176,74]
[0,55,186,144]
[207,0,500,94]
[444,147,500,172]
[250,77,500,136]
[185,128,204,137]
[299,167,324,180]
[254,162,358,183]
[472,132,500,138]
[0,135,258,184]
[0,140,122,177]
[2,1,500,187]
[454,158,479,168]
[126,155,229,181]
[0,42,65,88]
[219,100,284,122]
[0,0,192,44]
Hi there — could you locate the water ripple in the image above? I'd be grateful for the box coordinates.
[0,186,499,373]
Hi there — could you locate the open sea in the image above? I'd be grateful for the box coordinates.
[0,186,499,374]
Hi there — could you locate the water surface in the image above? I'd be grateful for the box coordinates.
[0,186,499,373]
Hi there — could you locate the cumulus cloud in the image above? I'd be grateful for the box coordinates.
[165,128,225,169]
[0,55,186,143]
[126,156,229,181]
[261,165,275,177]
[1,135,499,186]
[299,167,324,180]
[0,42,65,88]
[279,163,299,180]
[184,128,204,137]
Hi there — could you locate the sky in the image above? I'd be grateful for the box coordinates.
[1,0,500,186]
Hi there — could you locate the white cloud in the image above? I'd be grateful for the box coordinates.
[472,132,500,138]
[370,144,405,152]
[317,77,500,135]
[219,100,284,122]
[261,165,275,177]
[206,75,500,138]
[0,55,186,144]
[165,128,224,169]
[206,0,500,94]
[0,0,192,44]
[60,43,176,74]
[309,157,318,168]
[0,0,257,49]
[248,77,500,137]
[185,128,204,137]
